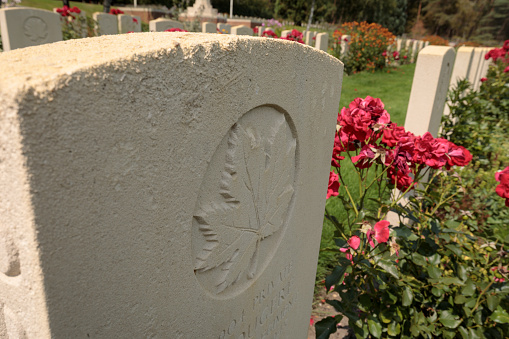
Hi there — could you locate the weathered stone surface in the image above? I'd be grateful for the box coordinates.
[0,33,343,338]
[0,7,62,51]
[404,46,455,137]
[149,18,184,32]
[93,12,118,35]
[231,25,252,36]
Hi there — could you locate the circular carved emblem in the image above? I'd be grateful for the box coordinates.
[23,17,48,43]
[192,106,297,297]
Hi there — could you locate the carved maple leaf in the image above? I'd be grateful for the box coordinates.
[194,115,296,293]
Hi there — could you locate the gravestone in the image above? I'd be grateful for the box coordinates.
[315,32,328,52]
[474,47,491,90]
[404,46,455,137]
[468,47,484,87]
[93,12,118,35]
[149,18,184,32]
[0,33,343,338]
[443,46,474,116]
[118,14,141,34]
[202,21,216,33]
[0,7,62,51]
[305,30,316,46]
[280,29,291,38]
[231,25,253,36]
[217,23,231,34]
[396,38,402,53]
[255,25,263,36]
[341,35,350,57]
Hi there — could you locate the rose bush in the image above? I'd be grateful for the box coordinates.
[316,95,508,338]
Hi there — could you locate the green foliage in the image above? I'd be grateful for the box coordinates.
[60,15,97,40]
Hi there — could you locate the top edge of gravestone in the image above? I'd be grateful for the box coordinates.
[0,33,343,96]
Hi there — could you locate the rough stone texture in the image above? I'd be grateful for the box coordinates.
[149,18,184,32]
[93,12,118,35]
[202,21,216,33]
[404,46,455,137]
[118,14,141,34]
[0,7,62,51]
[0,33,343,338]
[231,25,253,36]
[217,23,231,34]
[315,32,328,52]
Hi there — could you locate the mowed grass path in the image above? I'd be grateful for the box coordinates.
[316,64,416,281]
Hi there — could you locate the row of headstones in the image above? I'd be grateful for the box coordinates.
[0,7,141,51]
[392,38,431,62]
[0,33,342,338]
[200,21,331,52]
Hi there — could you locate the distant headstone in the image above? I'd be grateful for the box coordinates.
[217,23,231,34]
[0,33,343,338]
[149,18,184,32]
[305,30,315,46]
[255,25,263,36]
[0,7,62,51]
[202,21,216,33]
[93,12,118,35]
[404,46,455,137]
[315,32,328,52]
[396,38,402,53]
[281,29,291,38]
[118,14,141,34]
[231,25,253,36]
[474,47,491,90]
[341,34,350,56]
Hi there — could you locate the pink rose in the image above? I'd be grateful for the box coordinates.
[348,235,361,250]
[327,171,340,199]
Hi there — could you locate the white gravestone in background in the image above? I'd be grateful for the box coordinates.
[117,14,141,33]
[149,18,184,32]
[315,32,328,52]
[404,46,455,137]
[305,30,316,46]
[0,33,343,338]
[0,7,62,51]
[202,21,216,33]
[341,35,350,57]
[231,25,253,36]
[93,12,118,35]
[217,23,231,34]
[280,29,291,38]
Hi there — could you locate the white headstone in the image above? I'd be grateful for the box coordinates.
[0,7,62,51]
[93,12,118,35]
[341,34,350,56]
[231,25,253,36]
[255,25,263,36]
[404,46,455,137]
[468,47,484,87]
[217,23,231,34]
[474,47,491,90]
[315,32,328,51]
[305,30,314,46]
[118,14,141,33]
[281,29,291,38]
[443,46,475,117]
[396,38,402,53]
[149,18,184,32]
[0,33,344,338]
[202,21,216,33]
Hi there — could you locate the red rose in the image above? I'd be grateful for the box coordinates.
[446,143,472,169]
[351,144,377,169]
[503,39,509,51]
[481,77,488,82]
[327,171,340,199]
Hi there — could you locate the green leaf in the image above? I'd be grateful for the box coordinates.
[368,317,382,338]
[377,259,399,279]
[388,321,401,336]
[380,309,392,324]
[428,265,442,279]
[439,310,462,329]
[454,295,468,304]
[402,286,413,306]
[458,326,469,339]
[487,294,501,312]
[462,280,476,296]
[325,265,348,291]
[457,265,467,281]
[445,244,462,256]
[489,306,509,324]
[411,253,427,266]
[315,316,338,339]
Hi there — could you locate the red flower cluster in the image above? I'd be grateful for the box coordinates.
[330,96,472,193]
[253,27,259,34]
[281,29,304,44]
[262,30,278,38]
[132,17,138,24]
[165,28,188,32]
[485,40,509,64]
[495,166,509,207]
[327,171,340,199]
[109,8,124,15]
[56,5,81,17]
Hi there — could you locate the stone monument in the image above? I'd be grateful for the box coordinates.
[0,33,343,338]
[179,0,220,23]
